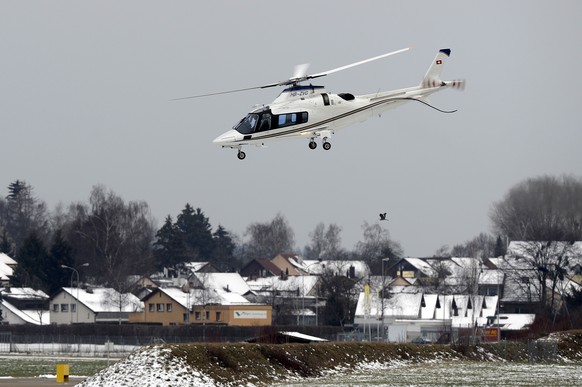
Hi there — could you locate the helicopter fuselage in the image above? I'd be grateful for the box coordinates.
[213,82,444,148]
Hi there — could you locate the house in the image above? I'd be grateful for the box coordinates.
[354,289,499,343]
[271,254,308,276]
[50,287,142,325]
[0,287,49,325]
[240,259,283,279]
[129,286,272,326]
[246,275,321,325]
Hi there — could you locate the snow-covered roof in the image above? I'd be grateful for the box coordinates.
[279,331,328,342]
[355,292,423,319]
[0,253,16,265]
[2,287,49,300]
[355,291,499,328]
[404,257,437,277]
[183,262,211,272]
[0,299,49,325]
[494,313,535,330]
[60,287,142,313]
[0,261,13,280]
[192,272,252,295]
[302,260,370,278]
[479,269,504,286]
[246,275,319,297]
[154,286,251,307]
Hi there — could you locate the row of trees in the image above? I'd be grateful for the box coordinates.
[0,180,402,295]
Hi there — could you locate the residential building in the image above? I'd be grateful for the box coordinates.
[128,287,272,326]
[50,287,142,325]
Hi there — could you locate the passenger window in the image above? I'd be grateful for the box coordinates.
[278,115,286,126]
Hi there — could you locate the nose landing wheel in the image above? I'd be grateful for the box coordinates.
[322,140,331,150]
[309,140,317,150]
[237,150,246,160]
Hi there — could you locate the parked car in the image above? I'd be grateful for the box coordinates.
[411,336,432,344]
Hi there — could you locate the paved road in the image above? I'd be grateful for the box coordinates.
[0,377,86,386]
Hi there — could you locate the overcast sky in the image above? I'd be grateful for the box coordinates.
[2,1,581,257]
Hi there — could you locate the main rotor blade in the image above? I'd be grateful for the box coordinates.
[171,83,279,100]
[308,47,411,79]
[172,47,411,100]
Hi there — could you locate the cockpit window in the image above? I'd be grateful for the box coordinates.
[234,114,259,134]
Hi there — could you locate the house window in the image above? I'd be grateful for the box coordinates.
[53,304,59,312]
[183,313,189,323]
[71,304,77,313]
[157,303,164,312]
[195,311,201,320]
[216,311,222,322]
[61,304,69,313]
[205,311,210,320]
[166,303,173,312]
[149,303,155,312]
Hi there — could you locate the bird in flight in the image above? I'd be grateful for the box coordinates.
[379,213,388,221]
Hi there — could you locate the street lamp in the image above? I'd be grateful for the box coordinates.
[61,263,89,323]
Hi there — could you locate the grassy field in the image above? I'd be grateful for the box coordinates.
[0,354,119,378]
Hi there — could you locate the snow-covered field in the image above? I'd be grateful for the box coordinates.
[76,345,582,387]
[281,361,582,386]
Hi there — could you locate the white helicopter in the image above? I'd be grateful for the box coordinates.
[179,47,464,160]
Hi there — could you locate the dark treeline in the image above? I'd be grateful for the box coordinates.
[0,180,405,296]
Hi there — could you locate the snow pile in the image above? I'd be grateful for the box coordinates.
[76,346,216,387]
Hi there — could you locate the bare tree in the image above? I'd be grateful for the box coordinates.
[304,222,343,259]
[490,174,582,315]
[451,233,497,259]
[66,185,155,286]
[244,213,295,259]
[355,222,403,274]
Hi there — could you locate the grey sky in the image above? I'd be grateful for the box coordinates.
[2,1,581,256]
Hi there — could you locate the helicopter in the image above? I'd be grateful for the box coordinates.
[178,47,464,160]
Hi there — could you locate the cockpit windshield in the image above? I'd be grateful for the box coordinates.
[233,114,259,135]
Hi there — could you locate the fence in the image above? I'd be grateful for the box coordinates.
[0,324,344,355]
[527,339,558,362]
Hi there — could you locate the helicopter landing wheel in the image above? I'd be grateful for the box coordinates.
[309,141,317,150]
[237,150,246,160]
[323,141,332,151]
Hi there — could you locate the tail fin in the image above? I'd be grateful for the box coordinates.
[421,49,451,87]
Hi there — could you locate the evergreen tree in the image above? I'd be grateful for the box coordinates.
[175,204,214,262]
[211,225,236,271]
[153,216,183,270]
[12,231,49,291]
[46,230,75,294]
[494,235,506,257]
[0,229,14,256]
